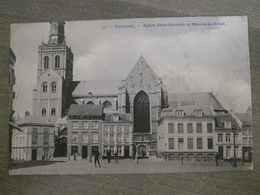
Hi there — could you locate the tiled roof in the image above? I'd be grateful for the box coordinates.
[72,80,122,97]
[168,92,226,111]
[68,104,103,116]
[104,113,132,122]
[162,105,214,117]
[15,115,54,127]
[235,113,252,126]
[215,114,240,129]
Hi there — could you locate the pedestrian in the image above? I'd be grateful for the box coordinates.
[107,148,111,164]
[114,150,119,163]
[94,149,101,167]
[215,152,219,167]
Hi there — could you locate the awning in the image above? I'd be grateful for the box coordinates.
[9,121,23,132]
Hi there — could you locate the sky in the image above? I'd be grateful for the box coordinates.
[10,16,251,117]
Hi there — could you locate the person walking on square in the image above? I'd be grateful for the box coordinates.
[215,152,219,167]
[107,148,111,164]
[114,150,119,163]
[94,148,101,167]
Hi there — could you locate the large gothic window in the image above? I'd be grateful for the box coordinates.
[103,101,112,109]
[44,56,49,69]
[55,56,60,68]
[134,91,150,133]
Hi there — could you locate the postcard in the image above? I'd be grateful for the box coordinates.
[9,16,252,175]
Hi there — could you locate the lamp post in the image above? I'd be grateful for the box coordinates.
[232,124,237,167]
[165,143,167,161]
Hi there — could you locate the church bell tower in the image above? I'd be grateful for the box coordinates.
[32,22,73,123]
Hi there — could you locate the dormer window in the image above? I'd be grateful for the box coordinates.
[113,113,119,122]
[194,110,203,117]
[224,122,231,128]
[176,110,185,117]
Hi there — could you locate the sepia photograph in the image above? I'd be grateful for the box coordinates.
[9,16,252,175]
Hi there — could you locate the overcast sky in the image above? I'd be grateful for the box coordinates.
[11,16,251,117]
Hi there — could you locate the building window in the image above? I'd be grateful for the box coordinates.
[103,146,108,156]
[226,146,231,157]
[72,133,78,144]
[51,83,57,92]
[226,134,231,142]
[176,110,185,117]
[124,134,129,143]
[178,138,184,150]
[110,133,114,143]
[43,128,49,145]
[83,133,88,143]
[93,121,98,129]
[188,138,193,150]
[51,108,56,116]
[32,128,37,145]
[207,123,213,133]
[55,56,60,68]
[187,123,193,133]
[42,82,48,93]
[92,133,98,143]
[117,146,122,155]
[44,56,49,69]
[235,134,239,143]
[196,123,202,133]
[208,138,213,149]
[117,134,122,143]
[224,122,231,128]
[104,133,108,143]
[194,110,203,117]
[42,108,47,116]
[178,123,184,133]
[249,138,252,146]
[218,134,223,142]
[243,129,247,135]
[197,138,203,149]
[72,121,78,129]
[169,138,174,149]
[168,123,174,134]
[243,138,247,146]
[83,121,88,129]
[103,101,112,109]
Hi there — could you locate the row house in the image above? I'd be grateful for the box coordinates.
[215,114,242,161]
[12,113,55,160]
[102,113,133,158]
[67,104,103,159]
[234,108,252,162]
[158,105,216,161]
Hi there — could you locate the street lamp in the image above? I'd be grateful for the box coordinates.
[165,143,167,161]
[232,124,237,167]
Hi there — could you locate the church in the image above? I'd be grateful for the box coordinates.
[13,21,240,161]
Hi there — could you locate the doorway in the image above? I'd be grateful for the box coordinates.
[124,146,129,158]
[32,149,37,160]
[218,146,223,160]
[82,146,88,158]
